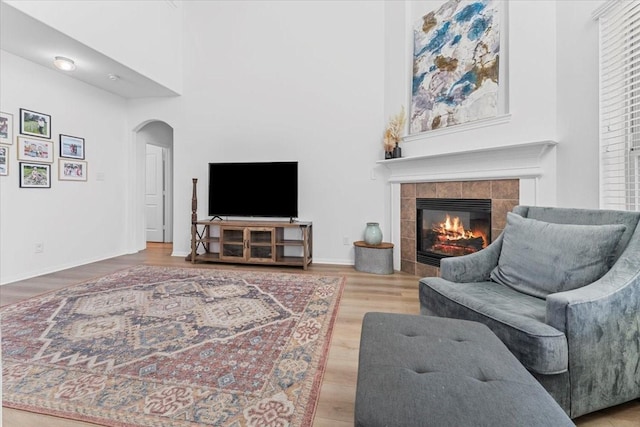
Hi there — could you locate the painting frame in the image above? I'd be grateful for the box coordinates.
[410,0,502,134]
[0,111,14,145]
[19,108,51,139]
[19,162,51,188]
[0,145,8,176]
[59,134,85,159]
[59,159,88,181]
[17,136,54,163]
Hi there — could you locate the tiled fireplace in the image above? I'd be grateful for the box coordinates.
[400,179,519,277]
[379,139,557,275]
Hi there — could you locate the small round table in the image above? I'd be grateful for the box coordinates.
[353,241,394,275]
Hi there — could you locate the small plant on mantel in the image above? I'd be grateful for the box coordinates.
[383,106,406,159]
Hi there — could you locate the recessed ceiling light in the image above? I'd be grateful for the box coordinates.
[53,56,76,71]
[108,74,119,81]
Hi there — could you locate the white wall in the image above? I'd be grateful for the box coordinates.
[0,51,129,284]
[167,0,387,262]
[556,0,603,208]
[4,0,183,94]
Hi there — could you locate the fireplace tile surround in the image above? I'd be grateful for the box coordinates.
[378,139,557,274]
[400,180,519,277]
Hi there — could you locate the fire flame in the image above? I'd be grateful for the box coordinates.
[434,215,476,240]
[427,214,489,256]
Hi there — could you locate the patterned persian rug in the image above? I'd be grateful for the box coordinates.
[1,265,345,426]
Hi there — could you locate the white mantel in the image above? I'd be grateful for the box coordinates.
[378,139,558,269]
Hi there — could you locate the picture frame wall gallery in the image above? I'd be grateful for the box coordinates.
[58,159,87,181]
[59,134,85,159]
[19,108,51,139]
[0,111,13,144]
[0,146,8,176]
[17,137,54,163]
[0,107,89,186]
[19,162,51,188]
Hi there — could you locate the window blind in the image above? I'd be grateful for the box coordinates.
[596,0,640,211]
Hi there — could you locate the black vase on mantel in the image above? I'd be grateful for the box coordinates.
[392,144,402,159]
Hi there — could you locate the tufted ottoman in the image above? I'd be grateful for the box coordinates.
[354,312,574,427]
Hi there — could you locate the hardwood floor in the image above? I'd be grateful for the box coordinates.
[1,243,638,426]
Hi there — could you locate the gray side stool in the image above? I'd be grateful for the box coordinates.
[353,241,394,274]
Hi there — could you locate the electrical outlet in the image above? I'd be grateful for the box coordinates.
[35,243,43,253]
[343,236,350,245]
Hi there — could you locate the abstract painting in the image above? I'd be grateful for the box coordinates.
[411,0,500,133]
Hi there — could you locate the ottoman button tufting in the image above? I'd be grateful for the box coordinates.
[354,312,575,427]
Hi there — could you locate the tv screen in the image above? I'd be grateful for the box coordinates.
[208,161,298,218]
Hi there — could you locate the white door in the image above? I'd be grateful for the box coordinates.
[145,144,164,242]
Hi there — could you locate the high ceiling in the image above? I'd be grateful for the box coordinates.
[0,2,179,99]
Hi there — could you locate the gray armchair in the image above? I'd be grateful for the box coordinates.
[419,205,640,418]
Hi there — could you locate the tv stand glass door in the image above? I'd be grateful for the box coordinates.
[248,228,275,262]
[220,226,275,263]
[220,227,244,260]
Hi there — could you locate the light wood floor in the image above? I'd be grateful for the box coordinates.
[1,243,638,427]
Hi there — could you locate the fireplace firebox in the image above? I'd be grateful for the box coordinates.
[417,198,491,267]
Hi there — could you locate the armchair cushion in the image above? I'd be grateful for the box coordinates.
[489,213,626,299]
[419,278,568,374]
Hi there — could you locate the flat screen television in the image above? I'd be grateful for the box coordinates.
[208,161,298,219]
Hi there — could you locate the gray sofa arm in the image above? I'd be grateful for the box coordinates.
[545,232,640,416]
[440,234,504,282]
[546,232,640,333]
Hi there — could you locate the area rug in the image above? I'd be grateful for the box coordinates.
[1,265,345,426]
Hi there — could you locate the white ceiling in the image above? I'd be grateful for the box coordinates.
[0,2,179,99]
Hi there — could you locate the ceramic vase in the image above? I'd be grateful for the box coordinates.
[364,222,383,245]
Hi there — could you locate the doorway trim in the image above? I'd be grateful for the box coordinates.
[130,119,174,253]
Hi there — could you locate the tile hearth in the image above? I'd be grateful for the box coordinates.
[400,179,519,277]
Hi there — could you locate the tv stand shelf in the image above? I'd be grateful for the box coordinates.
[186,179,312,269]
[189,219,313,269]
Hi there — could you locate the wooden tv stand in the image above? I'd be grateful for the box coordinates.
[187,179,312,269]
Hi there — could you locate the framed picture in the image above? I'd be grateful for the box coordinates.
[17,137,54,163]
[19,108,51,139]
[59,159,87,181]
[59,134,85,159]
[0,146,8,176]
[0,112,13,144]
[19,162,51,188]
